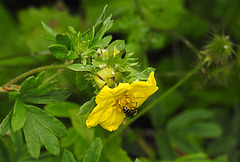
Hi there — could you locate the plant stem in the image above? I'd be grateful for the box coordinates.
[3,64,66,87]
[104,60,205,145]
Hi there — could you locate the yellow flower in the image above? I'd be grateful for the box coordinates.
[86,72,158,131]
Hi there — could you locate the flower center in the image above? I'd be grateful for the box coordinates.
[116,95,136,112]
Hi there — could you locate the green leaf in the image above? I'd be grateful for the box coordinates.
[69,109,94,142]
[9,92,20,102]
[41,21,57,37]
[23,105,66,158]
[73,137,89,160]
[18,153,62,162]
[94,5,108,27]
[68,64,93,72]
[41,34,56,42]
[78,97,96,115]
[161,90,184,117]
[26,81,57,96]
[101,35,112,48]
[173,153,210,162]
[27,105,67,137]
[156,131,177,160]
[207,136,237,155]
[169,133,201,154]
[63,149,77,162]
[0,137,11,162]
[102,148,132,162]
[66,50,79,60]
[107,40,125,55]
[56,34,71,49]
[140,0,186,30]
[135,159,142,162]
[26,81,57,95]
[35,121,60,156]
[214,155,228,162]
[0,110,12,136]
[11,98,27,132]
[76,73,89,91]
[44,102,79,117]
[92,14,113,46]
[23,114,41,159]
[68,26,77,35]
[49,44,69,59]
[102,141,132,162]
[22,89,72,104]
[20,76,37,93]
[83,137,103,162]
[35,72,45,86]
[167,109,213,130]
[61,127,79,148]
[10,129,24,159]
[180,122,222,138]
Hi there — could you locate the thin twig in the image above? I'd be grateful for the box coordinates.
[3,64,66,88]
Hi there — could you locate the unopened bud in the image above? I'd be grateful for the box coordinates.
[202,34,234,65]
[94,67,120,89]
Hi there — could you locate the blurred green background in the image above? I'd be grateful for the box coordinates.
[0,0,240,161]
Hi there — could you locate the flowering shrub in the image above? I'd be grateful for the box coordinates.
[0,1,239,162]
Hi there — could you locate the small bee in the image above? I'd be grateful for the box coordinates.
[122,106,138,117]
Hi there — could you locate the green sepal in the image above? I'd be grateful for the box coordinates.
[78,97,96,115]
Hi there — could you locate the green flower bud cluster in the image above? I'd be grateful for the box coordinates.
[202,34,234,65]
[42,6,155,92]
[199,34,235,85]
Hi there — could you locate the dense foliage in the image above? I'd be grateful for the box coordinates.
[0,0,240,162]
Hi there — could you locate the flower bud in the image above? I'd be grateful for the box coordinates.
[94,67,120,89]
[202,34,234,65]
[97,47,119,59]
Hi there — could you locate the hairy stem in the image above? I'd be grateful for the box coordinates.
[104,60,205,144]
[3,64,66,87]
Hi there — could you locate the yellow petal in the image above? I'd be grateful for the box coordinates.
[86,102,114,128]
[147,72,157,86]
[96,83,130,104]
[99,108,126,131]
[127,72,158,107]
